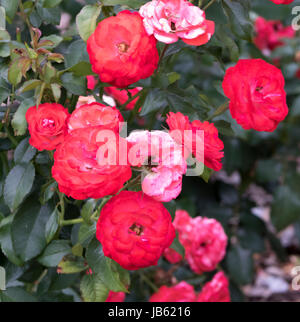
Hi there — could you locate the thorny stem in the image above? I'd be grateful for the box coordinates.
[19,0,35,47]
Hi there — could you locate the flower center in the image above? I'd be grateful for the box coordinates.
[117,42,129,54]
[42,118,55,128]
[256,86,263,92]
[129,223,144,236]
[170,21,176,31]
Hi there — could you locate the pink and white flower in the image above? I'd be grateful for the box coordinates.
[127,130,187,202]
[139,0,215,45]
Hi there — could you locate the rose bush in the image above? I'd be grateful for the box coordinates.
[0,0,300,303]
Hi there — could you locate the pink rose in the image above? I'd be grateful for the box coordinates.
[139,0,215,45]
[127,130,187,202]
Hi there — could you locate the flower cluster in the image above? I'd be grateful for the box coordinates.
[164,210,227,274]
[150,271,230,302]
[23,0,291,302]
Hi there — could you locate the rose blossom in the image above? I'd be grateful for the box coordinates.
[26,103,69,151]
[127,130,187,202]
[197,272,230,302]
[86,75,97,90]
[68,102,123,133]
[149,281,197,302]
[105,291,126,302]
[96,191,175,270]
[164,210,227,274]
[52,127,132,200]
[254,17,295,54]
[222,59,289,132]
[166,112,224,171]
[269,0,294,4]
[139,0,215,46]
[87,10,159,88]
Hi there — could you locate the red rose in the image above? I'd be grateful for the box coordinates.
[191,120,224,172]
[149,281,196,302]
[269,0,294,4]
[67,102,123,133]
[87,11,159,88]
[52,127,132,200]
[105,87,142,110]
[26,103,69,151]
[222,59,289,132]
[166,112,224,171]
[254,17,295,52]
[197,272,231,302]
[105,291,125,302]
[96,191,175,270]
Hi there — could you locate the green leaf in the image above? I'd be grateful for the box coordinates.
[40,180,57,205]
[51,83,61,102]
[140,89,168,116]
[64,40,90,69]
[200,164,213,183]
[226,244,254,285]
[43,0,63,8]
[11,198,53,261]
[38,240,71,267]
[61,72,86,96]
[11,98,35,136]
[36,2,61,25]
[0,287,37,302]
[8,59,23,86]
[0,6,5,29]
[0,219,23,266]
[68,62,94,77]
[0,29,10,57]
[80,273,109,302]
[81,199,97,224]
[39,35,63,48]
[222,0,253,42]
[101,0,147,8]
[19,79,42,93]
[170,232,185,259]
[271,185,300,231]
[0,0,18,22]
[76,4,102,42]
[45,208,59,243]
[14,137,36,164]
[57,257,87,274]
[86,238,129,292]
[78,222,96,247]
[214,120,234,136]
[4,163,35,211]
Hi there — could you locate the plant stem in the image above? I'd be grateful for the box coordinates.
[58,192,65,224]
[203,0,217,10]
[156,44,169,74]
[139,272,158,292]
[119,90,143,110]
[206,101,229,121]
[60,218,84,226]
[19,0,35,45]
